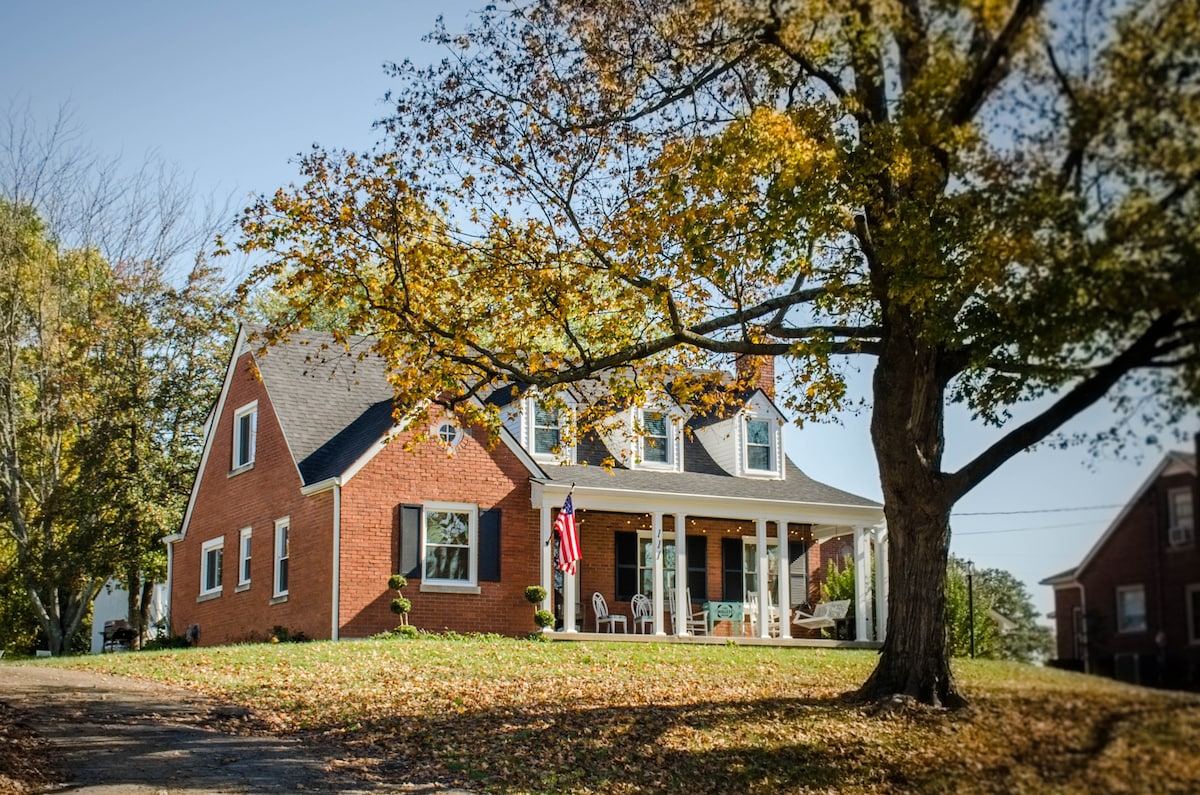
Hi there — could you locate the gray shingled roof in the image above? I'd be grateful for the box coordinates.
[245,325,879,508]
[246,326,395,485]
[535,460,880,507]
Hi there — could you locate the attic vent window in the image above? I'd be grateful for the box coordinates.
[437,421,463,448]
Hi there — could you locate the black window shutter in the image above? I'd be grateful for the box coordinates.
[614,531,638,601]
[788,537,808,606]
[686,535,707,601]
[399,504,421,579]
[721,537,743,601]
[478,508,501,582]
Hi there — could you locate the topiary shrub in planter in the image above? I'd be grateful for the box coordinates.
[388,574,412,628]
[525,585,552,636]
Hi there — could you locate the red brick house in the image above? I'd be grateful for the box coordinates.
[167,326,886,646]
[1042,444,1199,688]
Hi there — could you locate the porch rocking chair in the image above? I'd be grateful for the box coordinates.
[592,592,628,633]
[667,588,708,635]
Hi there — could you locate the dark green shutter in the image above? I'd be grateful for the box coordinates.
[614,531,638,601]
[721,537,743,601]
[686,535,707,601]
[399,504,421,579]
[478,508,501,582]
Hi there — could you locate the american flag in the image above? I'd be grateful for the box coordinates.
[555,494,581,575]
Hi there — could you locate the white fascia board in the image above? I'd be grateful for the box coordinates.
[301,477,342,496]
[531,479,883,525]
[1075,451,1192,578]
[176,324,248,543]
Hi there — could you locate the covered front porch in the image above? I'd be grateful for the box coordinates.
[530,479,888,647]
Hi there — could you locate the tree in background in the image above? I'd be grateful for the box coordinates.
[237,0,1199,705]
[945,556,1053,662]
[0,107,230,654]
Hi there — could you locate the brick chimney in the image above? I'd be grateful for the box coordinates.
[735,354,776,401]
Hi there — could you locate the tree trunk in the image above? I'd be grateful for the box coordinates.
[856,322,966,708]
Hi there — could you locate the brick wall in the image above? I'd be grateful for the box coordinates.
[171,353,334,645]
[337,413,540,638]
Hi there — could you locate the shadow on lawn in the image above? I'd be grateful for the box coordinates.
[336,695,912,793]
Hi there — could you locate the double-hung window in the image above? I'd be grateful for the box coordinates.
[237,527,252,588]
[745,418,773,472]
[1116,585,1146,633]
[743,538,780,600]
[200,537,224,597]
[533,403,561,455]
[274,518,290,598]
[423,502,477,585]
[232,402,258,470]
[641,410,671,465]
[1168,487,1194,546]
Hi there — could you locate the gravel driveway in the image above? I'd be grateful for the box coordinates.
[0,664,472,794]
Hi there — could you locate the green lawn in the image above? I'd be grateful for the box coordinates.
[40,637,1200,793]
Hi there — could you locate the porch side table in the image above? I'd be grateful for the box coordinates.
[702,601,745,636]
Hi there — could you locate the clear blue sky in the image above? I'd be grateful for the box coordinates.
[4,1,1195,621]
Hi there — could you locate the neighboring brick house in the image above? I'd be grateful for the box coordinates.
[167,325,886,646]
[1042,444,1199,688]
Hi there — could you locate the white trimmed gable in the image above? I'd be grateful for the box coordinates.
[693,390,786,480]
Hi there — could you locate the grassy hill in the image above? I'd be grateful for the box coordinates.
[46,637,1200,793]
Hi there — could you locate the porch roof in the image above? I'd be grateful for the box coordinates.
[532,460,882,526]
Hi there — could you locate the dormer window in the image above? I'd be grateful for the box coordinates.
[745,419,772,471]
[642,411,670,464]
[525,397,575,462]
[533,404,562,455]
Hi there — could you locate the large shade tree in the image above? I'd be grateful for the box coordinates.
[238,0,1200,705]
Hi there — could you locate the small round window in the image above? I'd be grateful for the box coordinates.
[436,421,462,447]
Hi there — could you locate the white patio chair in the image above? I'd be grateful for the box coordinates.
[631,593,654,634]
[592,592,628,633]
[670,588,707,635]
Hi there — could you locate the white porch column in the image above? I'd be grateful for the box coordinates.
[540,505,555,632]
[775,518,791,639]
[756,517,769,638]
[565,564,579,634]
[652,511,665,635]
[873,525,889,641]
[674,513,688,636]
[853,525,871,641]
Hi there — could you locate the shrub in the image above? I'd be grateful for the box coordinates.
[524,585,547,605]
[534,609,555,628]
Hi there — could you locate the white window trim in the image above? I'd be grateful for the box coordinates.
[742,536,780,599]
[634,407,679,471]
[237,527,252,589]
[1115,584,1147,634]
[231,401,258,472]
[273,517,290,599]
[434,419,464,449]
[420,501,479,590]
[1187,584,1200,646]
[200,537,224,598]
[1168,487,1194,546]
[525,397,576,463]
[741,415,781,478]
[635,531,678,597]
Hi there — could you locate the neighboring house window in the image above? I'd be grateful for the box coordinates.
[745,418,773,471]
[232,402,258,470]
[274,518,290,597]
[640,410,672,465]
[200,537,224,596]
[533,403,562,455]
[1116,585,1146,633]
[637,533,677,598]
[1168,487,1194,546]
[1188,584,1200,645]
[423,502,477,584]
[237,527,252,587]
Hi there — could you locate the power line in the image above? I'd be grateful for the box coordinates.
[952,503,1124,517]
[955,520,1104,536]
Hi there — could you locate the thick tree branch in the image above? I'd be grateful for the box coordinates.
[760,1,849,99]
[945,312,1184,501]
[947,0,1046,126]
